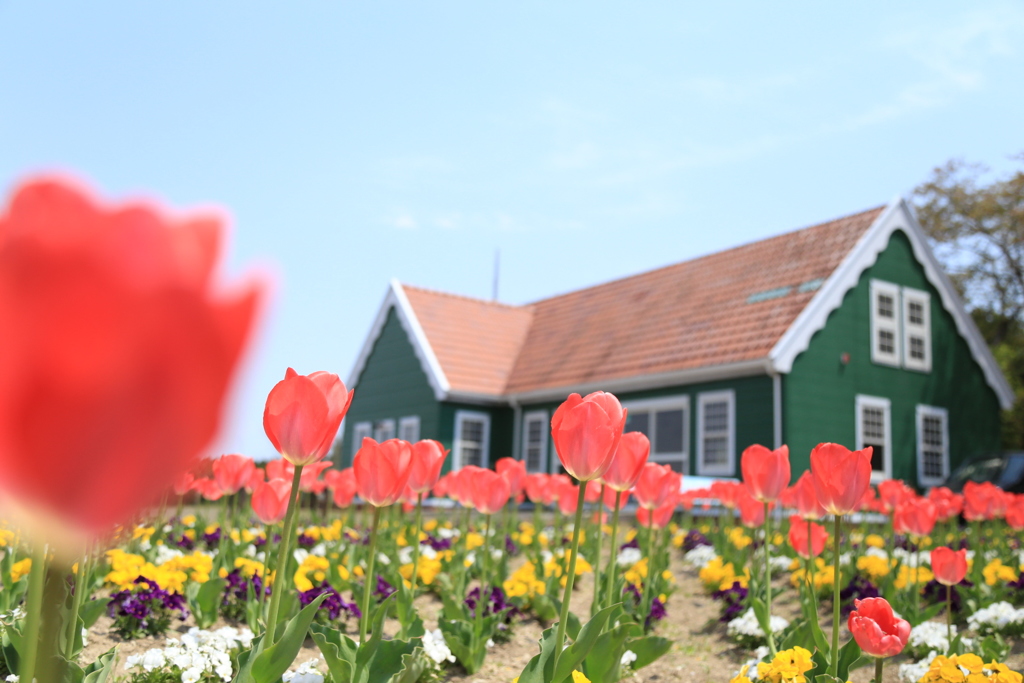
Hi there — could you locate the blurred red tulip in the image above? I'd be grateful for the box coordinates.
[495,457,527,503]
[1007,500,1024,530]
[192,477,224,502]
[524,473,549,504]
[931,546,968,586]
[298,461,332,492]
[328,468,358,508]
[963,481,1007,521]
[409,440,449,495]
[788,515,828,559]
[602,485,630,510]
[893,497,938,537]
[173,472,196,497]
[736,490,766,528]
[848,598,910,658]
[251,478,292,525]
[789,471,826,520]
[601,431,649,492]
[584,479,603,503]
[466,467,511,515]
[551,392,626,481]
[633,462,678,510]
[878,479,915,514]
[353,438,413,507]
[0,177,263,553]
[212,454,256,495]
[245,467,266,493]
[263,368,352,466]
[928,487,963,521]
[810,442,872,516]
[710,480,745,510]
[557,482,581,515]
[433,472,453,499]
[636,492,677,529]
[741,444,790,503]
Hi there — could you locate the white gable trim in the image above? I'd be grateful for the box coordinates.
[769,198,1014,409]
[347,280,450,401]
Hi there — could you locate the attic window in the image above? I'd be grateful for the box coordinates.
[902,288,932,372]
[870,280,901,367]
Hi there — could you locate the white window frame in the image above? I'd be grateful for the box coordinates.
[696,390,735,476]
[855,394,892,482]
[352,421,372,449]
[398,415,421,443]
[453,410,491,470]
[622,395,690,474]
[373,419,396,442]
[916,405,949,487]
[902,287,932,373]
[520,410,549,473]
[870,279,902,367]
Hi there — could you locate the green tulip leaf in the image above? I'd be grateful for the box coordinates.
[552,603,618,682]
[624,634,672,671]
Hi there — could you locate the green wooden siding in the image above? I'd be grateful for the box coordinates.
[785,230,1001,486]
[518,375,774,478]
[339,307,440,466]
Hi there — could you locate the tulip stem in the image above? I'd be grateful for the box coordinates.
[360,505,382,644]
[592,484,605,616]
[874,656,883,683]
[65,550,92,659]
[552,483,588,676]
[264,464,304,645]
[830,514,842,677]
[640,510,655,631]
[764,502,776,656]
[604,490,623,611]
[20,543,47,683]
[410,493,424,595]
[946,584,952,652]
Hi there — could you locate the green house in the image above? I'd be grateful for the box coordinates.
[339,199,1013,489]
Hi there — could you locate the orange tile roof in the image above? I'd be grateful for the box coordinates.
[402,206,885,396]
[402,286,534,396]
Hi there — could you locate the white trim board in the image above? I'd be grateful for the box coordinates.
[347,280,451,401]
[769,198,1013,409]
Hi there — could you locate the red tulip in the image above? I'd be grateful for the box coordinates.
[328,468,358,508]
[265,458,289,482]
[601,432,650,492]
[212,454,256,495]
[930,546,968,586]
[810,443,873,516]
[710,480,745,510]
[263,368,353,466]
[433,472,453,499]
[963,481,1007,521]
[633,463,678,510]
[928,487,963,521]
[789,471,826,520]
[741,444,791,503]
[1007,500,1024,530]
[245,467,266,493]
[0,177,263,553]
[788,515,828,559]
[251,478,292,525]
[465,467,511,515]
[524,473,549,504]
[298,461,332,492]
[557,482,581,515]
[736,490,766,528]
[878,479,915,514]
[893,497,937,537]
[584,480,603,503]
[602,485,630,510]
[551,392,626,481]
[449,468,475,508]
[848,598,910,658]
[352,438,413,507]
[192,477,224,502]
[173,472,196,497]
[496,457,527,503]
[636,492,677,529]
[408,440,449,495]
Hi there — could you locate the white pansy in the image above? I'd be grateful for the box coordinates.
[293,548,310,565]
[683,545,718,569]
[620,650,638,667]
[422,628,456,664]
[311,543,327,557]
[377,552,391,565]
[966,601,1024,633]
[864,546,888,559]
[420,545,438,560]
[617,547,643,567]
[154,544,184,565]
[398,546,414,565]
[282,658,325,683]
[769,555,793,572]
[244,544,257,558]
[907,621,971,654]
[437,527,456,539]
[727,608,788,639]
[898,653,938,683]
[486,638,495,648]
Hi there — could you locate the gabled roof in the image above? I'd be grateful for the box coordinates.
[349,199,1014,409]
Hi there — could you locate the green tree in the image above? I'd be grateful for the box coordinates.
[914,154,1024,448]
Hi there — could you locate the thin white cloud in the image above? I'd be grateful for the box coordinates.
[393,213,417,230]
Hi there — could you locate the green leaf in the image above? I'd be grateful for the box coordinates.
[81,646,118,683]
[233,593,326,683]
[813,675,844,683]
[799,594,830,660]
[514,626,559,683]
[531,594,558,622]
[552,603,618,682]
[309,624,357,683]
[383,647,430,683]
[624,635,672,671]
[835,639,864,680]
[366,639,421,683]
[79,598,110,629]
[190,577,227,629]
[752,596,771,639]
[354,593,397,680]
[581,622,633,683]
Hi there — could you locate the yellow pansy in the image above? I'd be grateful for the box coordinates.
[10,558,31,583]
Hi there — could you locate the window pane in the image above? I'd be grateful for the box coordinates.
[878,329,894,354]
[909,301,924,325]
[704,436,728,464]
[463,446,482,467]
[525,417,545,471]
[625,412,650,436]
[654,409,684,454]
[703,401,728,433]
[462,420,483,444]
[870,445,885,472]
[862,408,884,440]
[878,294,894,318]
[909,336,925,360]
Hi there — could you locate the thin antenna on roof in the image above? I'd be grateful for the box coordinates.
[492,248,500,301]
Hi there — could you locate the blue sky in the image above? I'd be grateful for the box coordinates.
[2,2,1023,460]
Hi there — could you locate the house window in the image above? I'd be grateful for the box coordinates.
[902,288,932,372]
[454,410,490,470]
[870,280,901,367]
[917,405,949,487]
[373,419,395,442]
[521,410,548,473]
[398,416,421,442]
[856,395,891,481]
[697,391,734,476]
[623,396,689,473]
[352,422,372,450]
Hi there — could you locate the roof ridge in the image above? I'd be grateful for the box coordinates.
[527,204,887,306]
[400,282,531,310]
